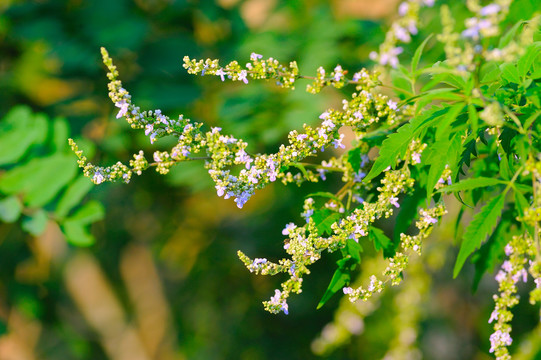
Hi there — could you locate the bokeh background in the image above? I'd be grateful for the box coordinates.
[1,0,540,359]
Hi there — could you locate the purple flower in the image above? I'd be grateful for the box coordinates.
[282,222,297,236]
[332,134,346,149]
[317,168,327,181]
[250,52,263,61]
[234,191,252,208]
[480,4,500,16]
[216,68,226,81]
[145,124,154,136]
[343,287,353,295]
[115,99,129,119]
[92,171,105,184]
[216,185,226,197]
[387,100,398,110]
[353,171,366,182]
[398,2,409,16]
[389,196,400,208]
[333,65,344,81]
[319,111,330,120]
[394,25,411,42]
[353,111,364,119]
[238,70,248,84]
[379,47,403,68]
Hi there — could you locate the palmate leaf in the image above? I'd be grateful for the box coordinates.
[369,227,392,254]
[425,131,462,200]
[364,107,449,182]
[437,177,506,194]
[311,208,342,236]
[455,138,478,177]
[453,192,506,278]
[471,211,511,291]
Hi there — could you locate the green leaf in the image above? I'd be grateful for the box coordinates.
[0,154,78,207]
[342,238,363,263]
[311,208,341,236]
[24,155,78,207]
[391,69,413,96]
[369,227,392,253]
[305,192,343,205]
[421,73,448,92]
[318,239,361,309]
[364,107,448,182]
[69,201,105,225]
[480,62,501,84]
[500,63,521,84]
[0,196,22,223]
[22,209,48,236]
[455,138,478,177]
[347,147,362,172]
[498,154,512,181]
[453,192,506,278]
[517,43,541,79]
[55,176,94,219]
[412,34,433,75]
[498,20,523,48]
[62,220,95,247]
[317,264,350,309]
[290,163,309,180]
[426,132,462,200]
[467,104,479,135]
[0,106,35,165]
[523,110,540,129]
[471,217,507,291]
[437,177,506,194]
[435,103,465,140]
[499,127,517,155]
[514,188,534,236]
[52,117,70,152]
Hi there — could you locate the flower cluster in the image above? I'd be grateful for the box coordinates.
[69,2,541,357]
[71,48,402,210]
[343,204,446,301]
[488,235,534,359]
[369,0,435,68]
[437,0,539,70]
[238,170,445,314]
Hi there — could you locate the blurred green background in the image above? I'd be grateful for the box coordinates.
[1,0,540,359]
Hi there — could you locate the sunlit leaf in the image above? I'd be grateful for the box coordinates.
[453,192,506,278]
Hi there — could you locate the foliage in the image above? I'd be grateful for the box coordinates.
[68,0,541,359]
[0,106,104,245]
[2,0,541,359]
